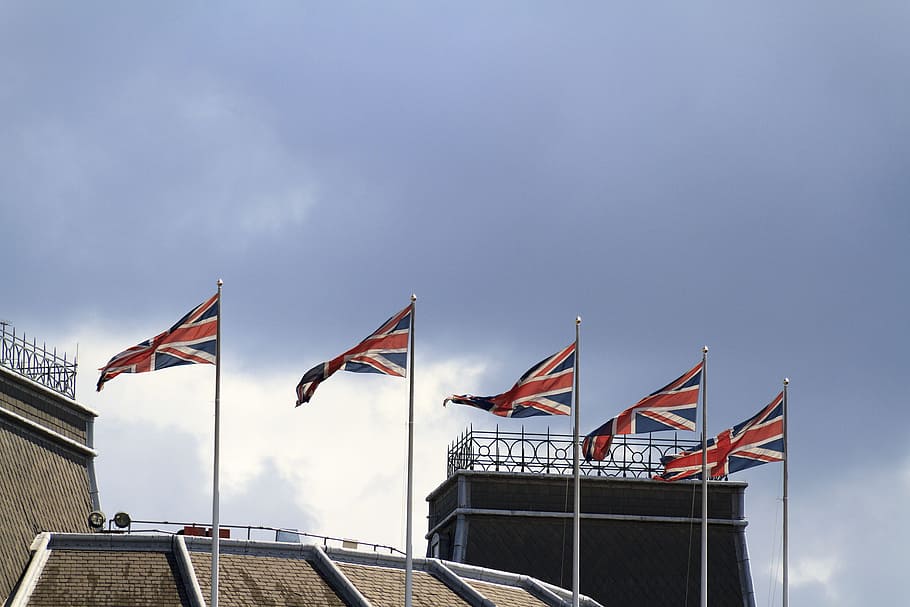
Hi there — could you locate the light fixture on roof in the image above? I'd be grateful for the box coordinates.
[87,510,106,530]
[112,512,132,529]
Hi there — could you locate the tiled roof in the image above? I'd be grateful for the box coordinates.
[190,552,347,607]
[466,580,551,607]
[0,414,94,601]
[7,534,601,607]
[336,562,470,607]
[26,549,190,607]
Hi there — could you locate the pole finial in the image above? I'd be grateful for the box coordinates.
[576,316,582,325]
[702,345,709,354]
[410,293,417,302]
[783,377,790,386]
[217,278,223,287]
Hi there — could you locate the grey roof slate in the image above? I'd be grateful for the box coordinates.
[7,534,601,607]
[26,550,190,607]
[0,417,94,602]
[0,366,98,603]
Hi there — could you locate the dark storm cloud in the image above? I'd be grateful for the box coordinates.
[3,3,909,604]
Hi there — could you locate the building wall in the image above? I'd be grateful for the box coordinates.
[427,471,754,607]
[0,371,89,445]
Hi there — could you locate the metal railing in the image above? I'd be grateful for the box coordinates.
[111,519,404,555]
[0,323,77,399]
[447,425,703,479]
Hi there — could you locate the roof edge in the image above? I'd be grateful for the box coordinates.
[438,468,749,487]
[310,544,373,607]
[426,505,747,540]
[6,533,52,607]
[0,365,98,418]
[426,559,494,607]
[0,405,97,458]
[173,535,206,607]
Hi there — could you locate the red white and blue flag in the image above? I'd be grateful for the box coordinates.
[97,293,219,391]
[443,343,575,417]
[582,362,703,461]
[295,304,411,406]
[656,391,785,481]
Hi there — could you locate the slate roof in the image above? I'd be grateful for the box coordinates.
[0,366,98,603]
[336,562,470,607]
[190,552,347,607]
[7,533,601,607]
[26,547,190,607]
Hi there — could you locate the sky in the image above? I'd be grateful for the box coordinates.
[2,2,908,605]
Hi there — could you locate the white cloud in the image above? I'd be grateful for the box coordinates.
[790,555,839,591]
[72,326,486,551]
[772,454,910,605]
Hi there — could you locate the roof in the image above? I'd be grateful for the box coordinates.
[7,533,603,607]
[0,367,97,603]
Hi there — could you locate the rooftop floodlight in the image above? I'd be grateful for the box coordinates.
[87,510,106,530]
[113,512,132,529]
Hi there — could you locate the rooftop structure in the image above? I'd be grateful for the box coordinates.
[447,426,703,478]
[432,428,755,607]
[8,533,601,607]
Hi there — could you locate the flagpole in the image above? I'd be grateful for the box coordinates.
[782,378,789,607]
[212,279,223,607]
[572,316,581,607]
[405,294,416,607]
[700,345,708,607]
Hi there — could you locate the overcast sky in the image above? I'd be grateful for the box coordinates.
[3,2,908,605]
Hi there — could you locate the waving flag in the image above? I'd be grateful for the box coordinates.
[582,362,703,461]
[296,304,411,405]
[652,437,721,482]
[444,343,575,417]
[97,293,219,391]
[656,391,785,481]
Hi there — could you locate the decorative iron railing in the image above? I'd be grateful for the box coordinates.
[447,425,703,479]
[0,323,77,399]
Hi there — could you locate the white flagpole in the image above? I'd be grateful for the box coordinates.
[573,316,581,607]
[212,279,223,607]
[405,294,416,607]
[782,378,790,607]
[700,345,708,607]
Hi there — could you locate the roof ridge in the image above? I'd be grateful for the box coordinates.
[425,559,495,607]
[6,533,52,607]
[173,535,206,607]
[0,405,96,458]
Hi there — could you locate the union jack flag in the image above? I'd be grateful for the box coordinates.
[443,343,575,417]
[97,293,219,391]
[295,304,411,406]
[582,362,702,461]
[656,391,785,481]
